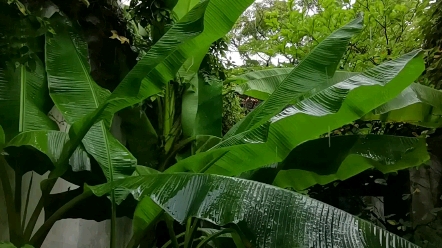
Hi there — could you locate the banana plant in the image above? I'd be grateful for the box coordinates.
[229,68,442,127]
[0,1,437,248]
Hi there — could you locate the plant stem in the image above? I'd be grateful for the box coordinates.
[29,190,93,247]
[160,136,196,171]
[184,218,199,248]
[110,190,117,248]
[14,162,23,245]
[22,172,33,232]
[160,232,186,248]
[195,228,235,248]
[23,173,57,242]
[165,215,179,248]
[0,156,21,244]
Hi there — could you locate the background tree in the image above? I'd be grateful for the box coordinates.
[230,0,429,70]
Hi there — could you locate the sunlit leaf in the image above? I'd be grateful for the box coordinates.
[362,83,442,127]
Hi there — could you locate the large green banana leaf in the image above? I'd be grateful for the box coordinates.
[183,73,223,138]
[182,73,199,137]
[227,16,364,136]
[195,74,223,137]
[170,50,424,177]
[362,83,442,127]
[271,135,429,190]
[89,173,419,248]
[231,67,442,127]
[68,0,209,140]
[231,68,359,100]
[0,57,57,141]
[100,0,256,242]
[46,15,136,203]
[71,0,257,136]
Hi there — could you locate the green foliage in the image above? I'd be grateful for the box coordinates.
[89,173,420,248]
[421,0,442,88]
[222,83,245,134]
[0,1,54,68]
[231,0,429,71]
[0,1,438,248]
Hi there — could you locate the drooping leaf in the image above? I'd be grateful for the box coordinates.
[273,135,429,190]
[4,130,69,174]
[227,16,364,135]
[232,68,359,100]
[171,50,425,178]
[46,14,136,202]
[362,83,442,127]
[89,173,420,248]
[0,57,57,142]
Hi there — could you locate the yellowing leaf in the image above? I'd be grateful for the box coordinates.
[80,0,90,7]
[387,220,397,225]
[109,30,130,44]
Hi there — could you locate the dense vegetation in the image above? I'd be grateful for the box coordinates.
[0,0,442,248]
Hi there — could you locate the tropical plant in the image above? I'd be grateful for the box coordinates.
[1,0,441,248]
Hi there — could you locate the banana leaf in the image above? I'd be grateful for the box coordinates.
[271,135,429,190]
[362,83,442,127]
[195,75,223,137]
[230,68,442,128]
[183,73,223,138]
[171,50,424,177]
[182,73,199,137]
[0,57,57,142]
[0,54,91,175]
[231,68,359,100]
[227,16,364,135]
[89,173,420,248]
[173,0,200,19]
[46,15,136,203]
[68,0,209,138]
[4,130,75,175]
[71,0,257,136]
